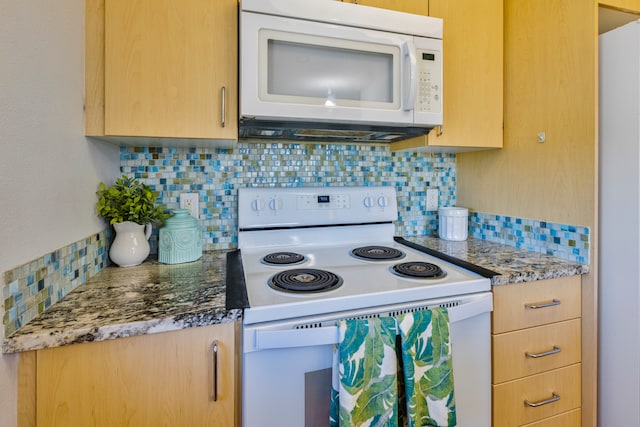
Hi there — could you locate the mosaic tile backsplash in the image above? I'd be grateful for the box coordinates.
[2,141,591,337]
[3,231,108,336]
[469,212,590,264]
[120,142,457,251]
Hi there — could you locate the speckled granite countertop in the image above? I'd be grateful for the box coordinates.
[402,236,589,285]
[3,238,589,354]
[2,251,241,354]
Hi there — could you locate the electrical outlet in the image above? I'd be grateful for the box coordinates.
[426,188,439,211]
[180,193,199,219]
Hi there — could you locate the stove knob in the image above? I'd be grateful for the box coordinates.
[377,196,388,207]
[269,197,283,211]
[363,196,373,208]
[251,198,265,212]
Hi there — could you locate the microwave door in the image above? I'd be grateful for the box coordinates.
[240,11,415,125]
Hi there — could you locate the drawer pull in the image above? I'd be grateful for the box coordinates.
[525,346,561,358]
[525,393,560,407]
[524,299,561,309]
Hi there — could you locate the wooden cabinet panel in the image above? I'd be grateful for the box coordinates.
[392,0,503,151]
[492,364,581,427]
[492,277,582,426]
[492,276,581,333]
[493,318,581,383]
[36,323,239,427]
[522,408,581,427]
[426,0,503,149]
[87,0,237,140]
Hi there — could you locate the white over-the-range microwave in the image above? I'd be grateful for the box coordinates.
[239,0,443,143]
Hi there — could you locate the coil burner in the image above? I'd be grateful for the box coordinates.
[268,268,343,293]
[351,246,405,261]
[391,261,447,279]
[261,252,306,266]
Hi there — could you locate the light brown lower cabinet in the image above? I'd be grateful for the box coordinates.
[20,322,240,427]
[492,276,582,427]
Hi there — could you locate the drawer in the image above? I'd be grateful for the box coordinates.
[493,318,581,383]
[522,408,581,426]
[492,276,581,333]
[492,363,581,427]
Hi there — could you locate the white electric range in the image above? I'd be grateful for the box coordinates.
[233,186,493,427]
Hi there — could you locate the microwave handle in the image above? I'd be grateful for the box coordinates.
[402,42,417,111]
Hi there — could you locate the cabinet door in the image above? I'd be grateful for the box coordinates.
[391,0,503,151]
[103,0,237,139]
[36,323,238,427]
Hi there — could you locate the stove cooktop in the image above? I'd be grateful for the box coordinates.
[233,186,494,325]
[240,240,490,325]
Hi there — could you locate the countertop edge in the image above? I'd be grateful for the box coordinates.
[399,236,589,286]
[2,308,242,354]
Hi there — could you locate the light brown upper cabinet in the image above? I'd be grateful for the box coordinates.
[390,0,504,151]
[86,0,238,141]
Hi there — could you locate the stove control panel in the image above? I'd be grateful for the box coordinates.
[297,193,350,210]
[238,186,398,229]
[363,195,389,208]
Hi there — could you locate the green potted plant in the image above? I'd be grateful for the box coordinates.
[96,175,168,267]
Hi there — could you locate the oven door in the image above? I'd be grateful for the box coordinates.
[240,10,441,126]
[242,292,492,427]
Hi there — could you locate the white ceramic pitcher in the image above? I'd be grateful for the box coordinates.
[109,221,152,267]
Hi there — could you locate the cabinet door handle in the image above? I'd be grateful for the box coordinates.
[524,392,560,407]
[212,340,218,402]
[524,299,560,309]
[221,87,226,128]
[525,346,561,358]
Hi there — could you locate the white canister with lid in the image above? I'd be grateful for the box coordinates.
[438,207,469,241]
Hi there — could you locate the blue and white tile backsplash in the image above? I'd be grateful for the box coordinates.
[120,142,457,250]
[2,141,590,337]
[3,231,108,336]
[469,212,590,264]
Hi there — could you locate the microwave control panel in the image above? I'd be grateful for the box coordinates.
[415,49,442,114]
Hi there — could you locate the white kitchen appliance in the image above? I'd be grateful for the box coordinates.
[233,186,493,426]
[239,0,443,143]
[599,21,640,427]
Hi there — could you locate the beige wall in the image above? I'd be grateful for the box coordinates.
[0,0,120,425]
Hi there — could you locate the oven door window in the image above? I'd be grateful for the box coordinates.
[243,344,335,427]
[305,368,333,426]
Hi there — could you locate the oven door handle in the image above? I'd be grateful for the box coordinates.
[255,326,340,350]
[448,292,493,324]
[254,293,492,350]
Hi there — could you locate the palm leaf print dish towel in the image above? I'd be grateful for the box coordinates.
[398,308,457,427]
[330,317,399,427]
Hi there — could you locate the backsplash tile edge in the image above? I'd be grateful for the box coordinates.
[2,231,109,337]
[469,211,590,264]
